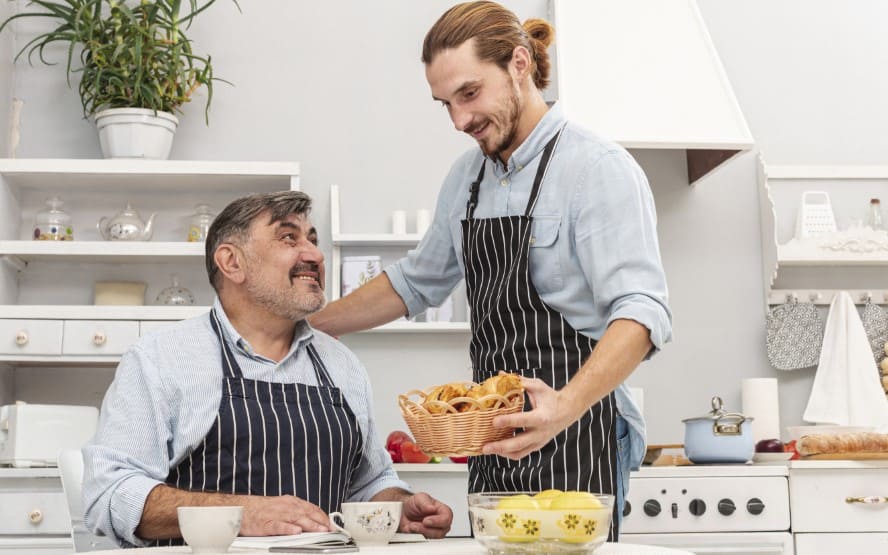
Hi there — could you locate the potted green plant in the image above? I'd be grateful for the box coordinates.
[0,0,237,159]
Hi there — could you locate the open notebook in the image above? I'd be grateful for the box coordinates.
[232,532,426,549]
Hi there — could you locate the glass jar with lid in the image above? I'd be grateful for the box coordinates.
[155,274,195,306]
[187,204,216,242]
[33,196,74,240]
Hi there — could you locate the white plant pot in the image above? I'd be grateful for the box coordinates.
[95,108,179,159]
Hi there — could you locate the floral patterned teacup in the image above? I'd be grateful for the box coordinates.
[329,501,402,545]
[177,505,242,553]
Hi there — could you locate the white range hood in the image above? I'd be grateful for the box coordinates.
[551,0,753,183]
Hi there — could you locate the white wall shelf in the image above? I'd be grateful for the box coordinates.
[332,234,424,247]
[0,240,204,265]
[0,305,209,320]
[367,321,469,333]
[757,158,888,307]
[329,185,468,333]
[0,159,300,193]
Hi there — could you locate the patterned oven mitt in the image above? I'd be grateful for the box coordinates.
[766,300,824,370]
[861,298,888,363]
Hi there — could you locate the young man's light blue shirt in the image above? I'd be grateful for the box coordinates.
[386,103,672,471]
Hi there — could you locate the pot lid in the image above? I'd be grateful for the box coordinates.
[681,396,753,423]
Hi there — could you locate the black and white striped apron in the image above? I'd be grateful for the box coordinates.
[155,308,363,545]
[462,130,619,539]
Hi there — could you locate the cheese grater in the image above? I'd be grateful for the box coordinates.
[794,191,837,240]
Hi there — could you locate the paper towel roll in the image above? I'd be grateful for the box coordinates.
[741,378,781,442]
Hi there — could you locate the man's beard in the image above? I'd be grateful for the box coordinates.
[479,89,521,160]
[245,260,327,320]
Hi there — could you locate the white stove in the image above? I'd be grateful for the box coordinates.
[623,464,794,555]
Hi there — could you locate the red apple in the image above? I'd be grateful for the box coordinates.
[755,438,784,453]
[400,441,432,463]
[385,431,413,463]
[449,456,469,464]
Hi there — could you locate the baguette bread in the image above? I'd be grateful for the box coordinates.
[797,432,888,455]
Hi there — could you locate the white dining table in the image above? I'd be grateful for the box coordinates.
[87,538,694,555]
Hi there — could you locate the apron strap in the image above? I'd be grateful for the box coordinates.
[466,160,486,220]
[305,343,336,388]
[524,129,563,218]
[210,307,243,379]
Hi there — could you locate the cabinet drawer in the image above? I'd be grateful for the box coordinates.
[0,320,63,356]
[796,532,888,554]
[790,468,888,532]
[0,492,70,535]
[139,320,177,336]
[62,320,139,355]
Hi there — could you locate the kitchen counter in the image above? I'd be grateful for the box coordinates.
[86,539,694,554]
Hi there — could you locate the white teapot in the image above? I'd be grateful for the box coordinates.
[97,203,157,241]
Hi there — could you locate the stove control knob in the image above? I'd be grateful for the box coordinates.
[643,499,661,517]
[689,499,706,516]
[623,500,632,517]
[747,498,765,515]
[718,498,736,516]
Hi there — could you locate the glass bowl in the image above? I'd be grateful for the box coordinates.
[468,491,613,554]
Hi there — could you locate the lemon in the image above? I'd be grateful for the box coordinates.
[496,494,541,510]
[495,494,541,543]
[548,491,603,510]
[533,489,563,509]
[550,492,604,544]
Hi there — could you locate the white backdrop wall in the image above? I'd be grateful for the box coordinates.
[4,1,886,444]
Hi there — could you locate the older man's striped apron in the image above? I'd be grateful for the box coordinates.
[154,308,363,545]
[462,130,619,539]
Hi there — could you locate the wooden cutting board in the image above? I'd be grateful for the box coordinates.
[802,452,888,460]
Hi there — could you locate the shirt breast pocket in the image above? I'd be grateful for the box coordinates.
[529,215,563,295]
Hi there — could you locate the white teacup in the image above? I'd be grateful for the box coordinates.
[177,506,243,554]
[329,501,402,546]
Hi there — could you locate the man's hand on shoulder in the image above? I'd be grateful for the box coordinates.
[240,495,333,536]
[400,492,453,538]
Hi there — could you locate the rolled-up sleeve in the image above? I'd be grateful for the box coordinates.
[575,151,672,351]
[82,347,173,547]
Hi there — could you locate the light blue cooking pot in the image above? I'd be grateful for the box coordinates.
[682,396,754,464]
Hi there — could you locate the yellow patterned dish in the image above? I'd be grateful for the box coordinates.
[468,491,613,553]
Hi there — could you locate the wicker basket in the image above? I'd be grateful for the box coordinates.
[398,383,525,457]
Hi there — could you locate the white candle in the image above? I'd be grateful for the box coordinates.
[416,209,431,235]
[391,210,407,235]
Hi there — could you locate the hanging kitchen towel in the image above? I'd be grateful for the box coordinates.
[803,291,888,432]
[861,298,888,362]
[766,299,823,370]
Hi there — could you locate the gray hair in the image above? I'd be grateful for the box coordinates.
[205,191,313,291]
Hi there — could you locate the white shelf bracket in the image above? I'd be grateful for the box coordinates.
[0,255,26,272]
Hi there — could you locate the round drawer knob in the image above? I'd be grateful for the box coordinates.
[15,331,29,346]
[28,509,43,524]
[92,331,107,346]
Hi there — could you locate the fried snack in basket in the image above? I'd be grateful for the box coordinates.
[399,373,525,457]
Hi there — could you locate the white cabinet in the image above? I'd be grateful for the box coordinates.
[789,460,888,554]
[0,468,71,554]
[329,185,470,333]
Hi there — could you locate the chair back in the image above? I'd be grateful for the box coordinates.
[57,449,118,552]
